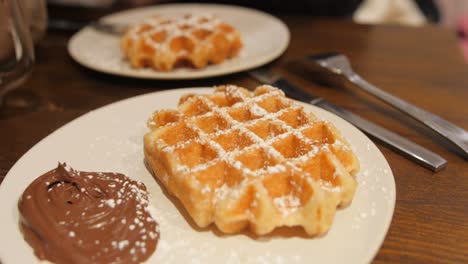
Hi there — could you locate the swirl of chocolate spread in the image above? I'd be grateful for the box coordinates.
[18,163,159,264]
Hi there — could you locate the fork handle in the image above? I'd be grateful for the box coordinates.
[48,18,85,31]
[349,73,468,160]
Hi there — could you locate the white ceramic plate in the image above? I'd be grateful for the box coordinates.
[68,4,290,79]
[0,88,395,263]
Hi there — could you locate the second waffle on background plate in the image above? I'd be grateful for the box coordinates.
[121,14,243,71]
[68,3,290,79]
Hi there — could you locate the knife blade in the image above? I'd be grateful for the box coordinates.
[248,68,447,171]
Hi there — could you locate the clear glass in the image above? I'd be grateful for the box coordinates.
[0,0,35,105]
[23,0,48,43]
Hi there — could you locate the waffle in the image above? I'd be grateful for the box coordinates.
[144,85,359,236]
[121,14,243,71]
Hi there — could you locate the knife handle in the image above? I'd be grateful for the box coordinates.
[349,74,468,160]
[317,101,447,172]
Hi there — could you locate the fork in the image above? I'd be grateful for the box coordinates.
[48,18,128,35]
[300,53,468,160]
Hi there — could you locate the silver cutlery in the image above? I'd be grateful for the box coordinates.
[248,67,447,171]
[301,52,468,160]
[48,18,127,35]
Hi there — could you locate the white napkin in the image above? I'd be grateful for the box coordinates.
[354,0,427,26]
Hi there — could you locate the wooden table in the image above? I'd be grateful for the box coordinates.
[1,8,467,263]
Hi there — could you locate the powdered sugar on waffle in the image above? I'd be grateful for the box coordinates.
[273,194,301,217]
[164,86,337,181]
[144,85,359,235]
[121,12,243,71]
[129,14,224,52]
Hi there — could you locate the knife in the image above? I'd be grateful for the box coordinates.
[48,18,128,35]
[301,53,468,160]
[248,67,447,172]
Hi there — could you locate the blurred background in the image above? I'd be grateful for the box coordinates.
[44,0,468,62]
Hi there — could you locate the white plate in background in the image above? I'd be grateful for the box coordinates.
[68,4,290,79]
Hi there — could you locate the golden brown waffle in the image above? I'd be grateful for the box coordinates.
[121,14,242,71]
[144,85,359,236]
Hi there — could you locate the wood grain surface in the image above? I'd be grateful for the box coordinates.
[1,7,467,263]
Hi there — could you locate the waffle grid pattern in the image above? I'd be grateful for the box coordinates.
[144,85,359,235]
[121,14,242,71]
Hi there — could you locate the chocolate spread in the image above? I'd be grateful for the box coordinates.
[18,163,159,264]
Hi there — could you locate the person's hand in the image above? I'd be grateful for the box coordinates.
[457,16,468,61]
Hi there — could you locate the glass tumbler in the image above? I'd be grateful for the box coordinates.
[0,0,35,105]
[23,0,48,43]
